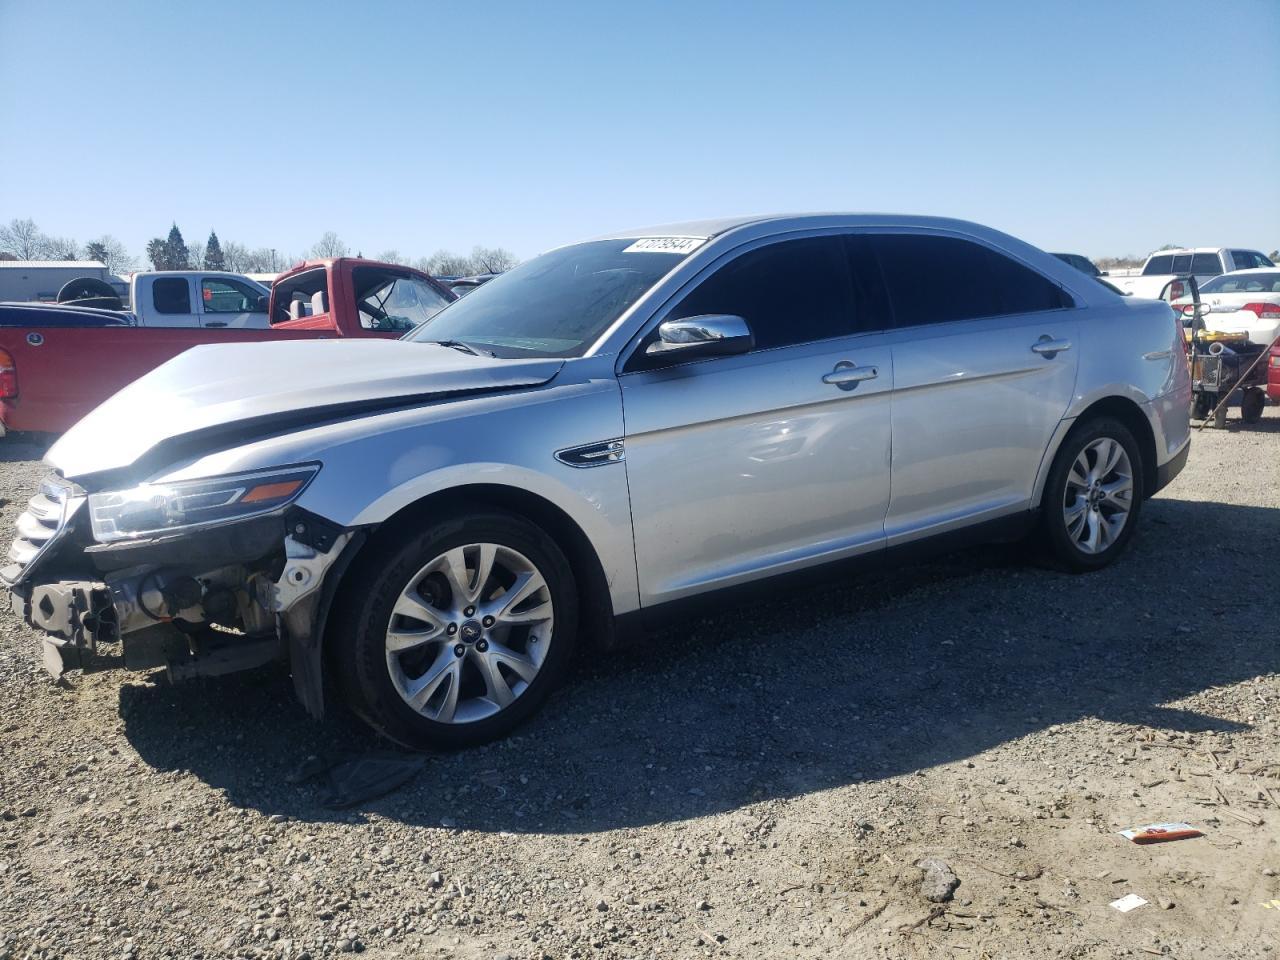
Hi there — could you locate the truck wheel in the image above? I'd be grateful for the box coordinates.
[331,510,578,750]
[1241,388,1266,424]
[1040,417,1144,572]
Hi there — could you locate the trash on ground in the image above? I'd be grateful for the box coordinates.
[286,750,428,809]
[1117,822,1203,844]
[1110,893,1148,913]
[916,857,960,903]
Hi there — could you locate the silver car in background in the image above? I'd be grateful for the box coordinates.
[4,215,1192,748]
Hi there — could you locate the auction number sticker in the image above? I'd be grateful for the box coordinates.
[622,237,705,254]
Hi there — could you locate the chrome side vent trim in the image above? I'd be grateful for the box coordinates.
[555,439,625,468]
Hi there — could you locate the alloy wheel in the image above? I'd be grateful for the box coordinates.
[384,542,554,724]
[1062,437,1134,555]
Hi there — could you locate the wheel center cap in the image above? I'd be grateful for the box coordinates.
[459,620,483,643]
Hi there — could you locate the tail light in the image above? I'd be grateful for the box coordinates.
[1168,280,1186,302]
[1241,301,1280,320]
[0,348,16,399]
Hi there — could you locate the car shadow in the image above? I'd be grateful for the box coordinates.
[118,495,1278,833]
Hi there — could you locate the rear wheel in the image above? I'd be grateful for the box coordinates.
[1241,388,1266,424]
[332,511,577,749]
[1041,417,1144,572]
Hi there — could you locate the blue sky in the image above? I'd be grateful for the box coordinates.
[1,0,1277,266]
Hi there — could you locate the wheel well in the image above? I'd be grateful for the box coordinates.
[1066,397,1159,497]
[324,483,617,658]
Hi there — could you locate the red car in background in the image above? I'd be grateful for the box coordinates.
[0,259,455,435]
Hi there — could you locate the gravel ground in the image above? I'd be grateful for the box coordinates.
[1,407,1278,960]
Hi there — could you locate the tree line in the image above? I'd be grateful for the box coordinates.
[0,217,520,278]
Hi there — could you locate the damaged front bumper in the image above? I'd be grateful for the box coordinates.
[4,474,362,718]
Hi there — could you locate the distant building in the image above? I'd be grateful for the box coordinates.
[0,260,110,302]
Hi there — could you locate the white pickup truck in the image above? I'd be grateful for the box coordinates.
[55,271,271,328]
[1107,248,1274,299]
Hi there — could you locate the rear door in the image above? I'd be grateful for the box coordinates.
[138,275,201,327]
[870,233,1080,544]
[619,234,894,605]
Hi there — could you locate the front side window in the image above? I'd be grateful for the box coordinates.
[201,277,264,313]
[408,240,689,357]
[152,277,191,314]
[1231,250,1275,270]
[666,236,856,351]
[353,269,451,332]
[872,234,1069,328]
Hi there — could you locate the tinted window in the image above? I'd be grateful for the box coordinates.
[1143,254,1174,275]
[410,239,687,358]
[152,277,190,314]
[669,237,854,350]
[1171,254,1192,273]
[872,235,1068,328]
[1231,250,1274,270]
[201,277,265,313]
[1190,253,1223,275]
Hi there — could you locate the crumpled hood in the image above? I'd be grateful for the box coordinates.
[48,338,563,481]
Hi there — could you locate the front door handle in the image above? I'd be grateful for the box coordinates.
[205,321,228,328]
[1031,336,1072,358]
[823,361,879,391]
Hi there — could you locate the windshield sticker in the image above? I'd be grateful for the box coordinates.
[622,237,706,255]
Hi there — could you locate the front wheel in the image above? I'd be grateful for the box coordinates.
[331,511,578,750]
[1041,418,1144,572]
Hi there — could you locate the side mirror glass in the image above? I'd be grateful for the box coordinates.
[644,314,754,361]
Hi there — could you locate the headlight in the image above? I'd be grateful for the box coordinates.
[88,465,319,543]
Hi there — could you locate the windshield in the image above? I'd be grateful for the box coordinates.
[406,239,691,357]
[1200,271,1280,294]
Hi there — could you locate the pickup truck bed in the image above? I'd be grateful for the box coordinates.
[0,259,454,434]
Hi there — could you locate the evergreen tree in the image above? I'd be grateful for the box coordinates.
[164,224,190,270]
[204,230,226,271]
[146,237,169,270]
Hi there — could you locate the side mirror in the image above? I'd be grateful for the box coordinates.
[254,295,269,312]
[645,315,754,361]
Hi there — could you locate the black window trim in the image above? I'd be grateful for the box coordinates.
[617,228,873,375]
[616,226,1081,374]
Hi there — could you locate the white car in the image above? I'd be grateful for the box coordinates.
[1173,268,1280,346]
[1108,248,1273,300]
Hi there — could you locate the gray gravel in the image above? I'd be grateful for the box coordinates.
[1,406,1278,958]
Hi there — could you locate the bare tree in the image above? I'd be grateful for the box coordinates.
[42,236,82,260]
[422,249,475,276]
[376,249,409,265]
[84,235,135,274]
[0,218,47,259]
[187,240,206,271]
[470,245,519,274]
[220,241,251,272]
[309,231,349,258]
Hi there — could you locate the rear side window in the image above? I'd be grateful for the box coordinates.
[1171,254,1192,273]
[670,236,855,350]
[151,277,191,314]
[1190,253,1223,275]
[1143,254,1174,275]
[870,234,1069,328]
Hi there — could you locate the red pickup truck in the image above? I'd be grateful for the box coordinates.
[0,258,454,435]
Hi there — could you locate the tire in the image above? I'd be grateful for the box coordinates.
[1040,417,1145,572]
[56,276,123,309]
[1191,394,1212,421]
[1241,388,1266,425]
[330,510,578,750]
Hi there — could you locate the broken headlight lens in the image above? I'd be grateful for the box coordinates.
[87,465,319,543]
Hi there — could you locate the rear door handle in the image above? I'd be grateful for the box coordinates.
[823,361,879,391]
[1031,336,1072,357]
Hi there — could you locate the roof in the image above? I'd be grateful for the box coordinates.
[0,260,107,269]
[589,213,1007,243]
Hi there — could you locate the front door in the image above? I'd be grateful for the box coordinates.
[619,234,894,606]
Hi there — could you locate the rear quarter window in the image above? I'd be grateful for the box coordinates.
[151,277,191,314]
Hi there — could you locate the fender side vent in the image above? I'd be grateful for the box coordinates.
[555,439,625,468]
